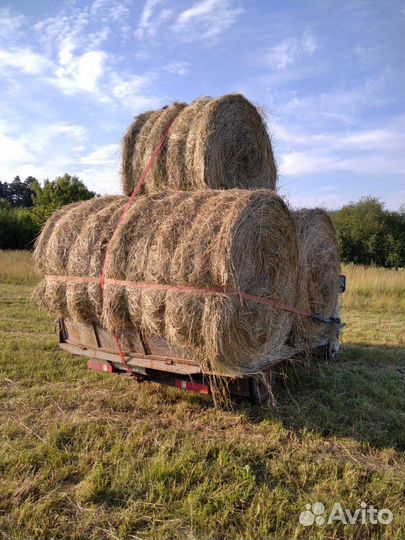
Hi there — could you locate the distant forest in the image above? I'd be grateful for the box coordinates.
[1,174,404,268]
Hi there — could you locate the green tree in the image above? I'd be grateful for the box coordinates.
[15,208,40,249]
[331,197,404,268]
[32,174,96,224]
[0,205,17,248]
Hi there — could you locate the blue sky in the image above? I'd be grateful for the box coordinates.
[0,0,404,209]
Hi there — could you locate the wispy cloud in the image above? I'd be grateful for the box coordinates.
[0,8,25,40]
[79,143,119,165]
[172,0,243,42]
[264,30,317,69]
[274,117,405,177]
[0,118,88,179]
[0,47,51,75]
[0,5,162,109]
[135,0,172,40]
[163,61,189,76]
[51,50,108,96]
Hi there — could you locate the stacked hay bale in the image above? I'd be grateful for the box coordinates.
[35,190,301,376]
[291,209,341,348]
[121,94,277,195]
[34,91,341,384]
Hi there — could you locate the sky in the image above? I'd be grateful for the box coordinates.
[0,0,404,210]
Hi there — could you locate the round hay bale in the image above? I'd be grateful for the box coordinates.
[66,196,127,323]
[166,97,211,190]
[164,190,240,353]
[36,196,117,317]
[120,93,277,194]
[121,111,156,197]
[185,93,277,190]
[104,189,299,376]
[292,209,341,346]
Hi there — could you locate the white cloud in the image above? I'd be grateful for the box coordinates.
[163,61,189,76]
[0,116,120,194]
[51,50,108,96]
[264,30,318,70]
[110,72,162,111]
[172,0,243,42]
[0,119,88,181]
[79,143,119,165]
[135,0,173,40]
[274,119,405,177]
[0,47,51,75]
[0,8,25,40]
[91,0,130,22]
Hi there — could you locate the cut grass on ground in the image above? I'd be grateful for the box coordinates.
[0,251,404,539]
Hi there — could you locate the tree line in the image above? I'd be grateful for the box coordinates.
[0,175,95,250]
[0,175,404,268]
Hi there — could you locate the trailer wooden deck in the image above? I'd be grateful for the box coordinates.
[58,316,340,404]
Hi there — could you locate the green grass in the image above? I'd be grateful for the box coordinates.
[0,251,404,539]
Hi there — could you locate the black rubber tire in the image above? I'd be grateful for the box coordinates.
[249,369,276,404]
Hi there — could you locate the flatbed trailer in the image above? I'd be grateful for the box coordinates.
[58,275,345,404]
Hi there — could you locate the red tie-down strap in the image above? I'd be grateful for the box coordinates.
[48,275,314,315]
[47,273,342,323]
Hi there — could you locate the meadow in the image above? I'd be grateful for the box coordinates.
[0,250,404,539]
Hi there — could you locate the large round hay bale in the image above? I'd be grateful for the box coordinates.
[120,94,277,195]
[186,94,277,190]
[292,209,341,346]
[35,196,117,317]
[103,189,299,375]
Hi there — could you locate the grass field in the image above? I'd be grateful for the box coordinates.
[0,250,404,539]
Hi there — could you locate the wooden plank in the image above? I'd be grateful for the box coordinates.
[64,319,98,348]
[59,343,203,375]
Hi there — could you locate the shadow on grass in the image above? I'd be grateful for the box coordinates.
[242,343,405,451]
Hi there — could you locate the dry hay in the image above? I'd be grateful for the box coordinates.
[166,97,211,190]
[120,94,277,195]
[33,201,83,274]
[35,190,300,377]
[292,209,341,347]
[66,196,128,323]
[35,196,119,317]
[120,111,156,198]
[186,94,277,191]
[125,103,186,195]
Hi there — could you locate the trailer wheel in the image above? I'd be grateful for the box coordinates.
[318,339,340,361]
[249,369,276,405]
[327,338,340,361]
